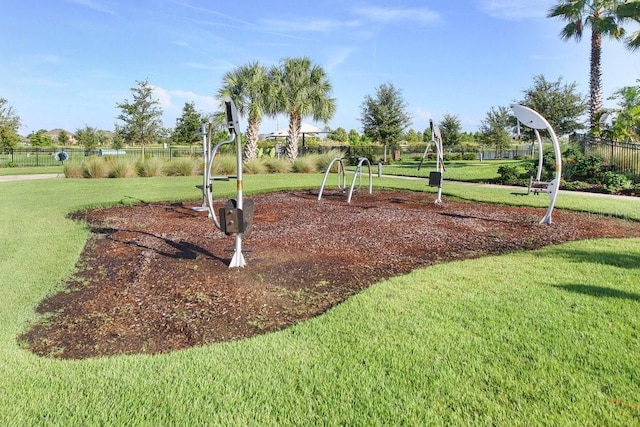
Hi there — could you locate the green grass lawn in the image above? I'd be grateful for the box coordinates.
[1,174,639,425]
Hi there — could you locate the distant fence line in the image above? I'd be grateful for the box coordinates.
[0,146,201,168]
[5,140,636,177]
[1,143,534,168]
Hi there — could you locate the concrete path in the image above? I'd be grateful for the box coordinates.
[0,173,64,182]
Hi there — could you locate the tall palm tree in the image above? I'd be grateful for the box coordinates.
[547,1,640,131]
[217,61,271,161]
[270,57,336,161]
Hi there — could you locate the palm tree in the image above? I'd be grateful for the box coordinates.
[547,1,640,131]
[270,57,336,161]
[617,1,640,49]
[217,61,272,161]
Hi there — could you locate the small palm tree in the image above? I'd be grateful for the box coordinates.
[217,61,271,161]
[547,1,640,131]
[270,57,336,161]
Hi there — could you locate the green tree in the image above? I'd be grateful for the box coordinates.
[270,57,336,161]
[360,83,412,162]
[172,102,204,148]
[112,125,126,150]
[404,128,422,144]
[0,98,21,151]
[28,129,53,146]
[423,126,432,143]
[547,0,640,130]
[75,126,105,151]
[116,79,163,156]
[519,74,587,135]
[348,129,361,144]
[440,113,462,146]
[57,130,71,146]
[328,127,348,143]
[604,79,640,140]
[218,61,272,161]
[479,106,513,158]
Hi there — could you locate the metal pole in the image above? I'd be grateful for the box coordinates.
[226,98,246,268]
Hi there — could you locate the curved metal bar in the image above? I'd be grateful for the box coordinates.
[318,157,345,201]
[510,104,562,224]
[205,135,234,229]
[347,157,373,203]
[534,129,543,182]
[432,119,445,204]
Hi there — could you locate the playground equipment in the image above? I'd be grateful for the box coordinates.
[318,157,373,203]
[418,119,445,204]
[201,97,253,268]
[510,104,562,225]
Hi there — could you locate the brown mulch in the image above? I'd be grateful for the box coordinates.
[21,189,640,359]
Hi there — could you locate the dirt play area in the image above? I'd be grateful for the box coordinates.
[22,189,640,359]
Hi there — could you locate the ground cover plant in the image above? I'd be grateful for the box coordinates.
[1,174,640,424]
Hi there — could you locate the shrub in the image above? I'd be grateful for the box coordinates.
[497,164,520,184]
[293,155,320,173]
[136,157,166,177]
[63,161,84,178]
[212,154,237,176]
[602,171,631,193]
[263,157,293,174]
[571,155,604,182]
[107,158,137,178]
[83,157,109,178]
[164,157,199,176]
[317,149,346,171]
[243,158,268,175]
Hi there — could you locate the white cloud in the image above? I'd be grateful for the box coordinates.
[69,0,120,18]
[354,6,440,25]
[151,86,219,126]
[478,0,555,21]
[260,18,360,33]
[325,46,357,71]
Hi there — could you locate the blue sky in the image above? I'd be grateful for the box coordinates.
[1,0,639,136]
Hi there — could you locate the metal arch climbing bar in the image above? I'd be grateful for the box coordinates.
[347,157,373,204]
[318,157,346,200]
[203,97,247,268]
[510,104,562,225]
[431,119,445,204]
[204,124,236,229]
[318,157,372,203]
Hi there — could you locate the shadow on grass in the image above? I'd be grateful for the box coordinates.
[545,248,640,270]
[553,284,640,302]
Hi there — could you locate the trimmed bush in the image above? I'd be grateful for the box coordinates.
[497,164,520,184]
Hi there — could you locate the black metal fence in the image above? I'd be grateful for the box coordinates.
[574,135,640,176]
[0,146,202,168]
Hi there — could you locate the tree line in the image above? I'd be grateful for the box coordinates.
[3,1,640,161]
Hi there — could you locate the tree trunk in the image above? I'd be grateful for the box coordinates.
[244,117,260,161]
[589,28,603,131]
[285,113,301,161]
